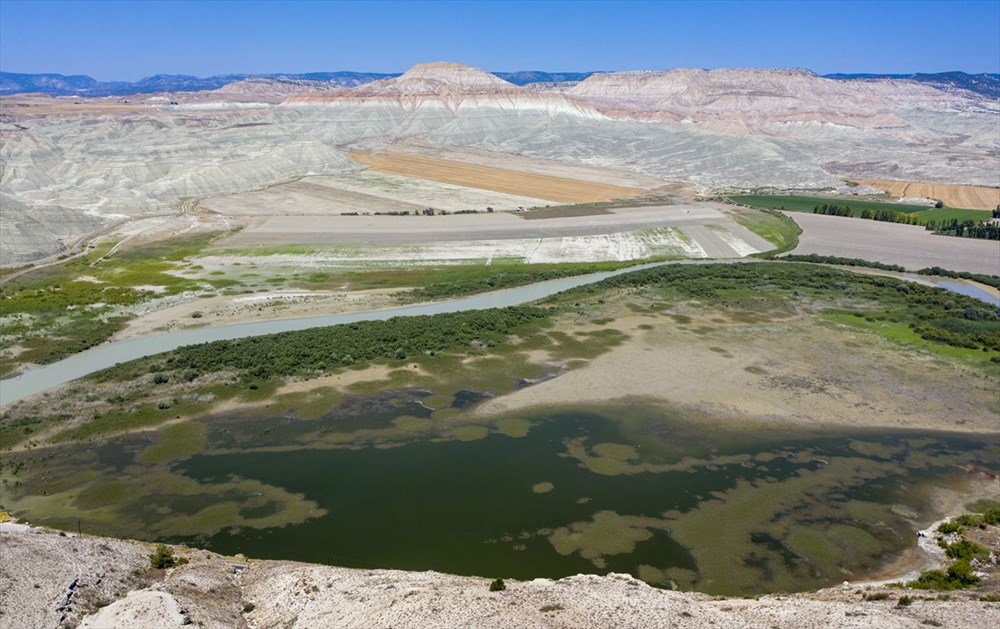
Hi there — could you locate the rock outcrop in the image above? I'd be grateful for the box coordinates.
[1,523,997,629]
[566,67,986,131]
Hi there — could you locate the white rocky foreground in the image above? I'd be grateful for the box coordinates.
[1,523,998,629]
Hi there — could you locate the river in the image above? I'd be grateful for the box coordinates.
[1,260,995,407]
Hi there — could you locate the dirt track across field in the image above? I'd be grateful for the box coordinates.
[853,179,1000,210]
[351,152,644,203]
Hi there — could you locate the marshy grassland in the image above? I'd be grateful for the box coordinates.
[1,262,997,595]
[0,226,634,376]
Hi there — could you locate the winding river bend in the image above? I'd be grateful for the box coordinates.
[1,261,677,406]
[2,260,995,407]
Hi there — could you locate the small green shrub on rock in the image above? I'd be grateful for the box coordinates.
[149,544,188,569]
[489,578,506,592]
[936,521,962,535]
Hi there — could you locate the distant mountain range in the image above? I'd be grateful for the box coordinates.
[0,71,399,96]
[1,69,997,98]
[824,72,1000,99]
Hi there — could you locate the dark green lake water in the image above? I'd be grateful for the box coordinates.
[165,408,997,594]
[8,395,997,595]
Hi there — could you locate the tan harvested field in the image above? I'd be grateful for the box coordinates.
[853,179,1000,210]
[351,151,644,203]
[786,212,1000,275]
[391,143,672,190]
[200,170,553,215]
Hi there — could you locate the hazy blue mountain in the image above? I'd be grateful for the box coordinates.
[492,71,596,85]
[824,71,1000,98]
[4,69,996,98]
[0,71,399,96]
[0,70,598,96]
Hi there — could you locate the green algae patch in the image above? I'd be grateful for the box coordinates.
[497,418,531,438]
[637,564,669,587]
[564,435,756,477]
[532,482,555,494]
[74,481,142,509]
[849,439,905,459]
[139,422,207,464]
[548,510,670,568]
[393,416,434,432]
[593,443,639,462]
[451,426,490,441]
[660,456,908,595]
[423,394,453,409]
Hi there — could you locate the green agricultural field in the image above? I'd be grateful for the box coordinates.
[909,206,992,223]
[728,194,989,224]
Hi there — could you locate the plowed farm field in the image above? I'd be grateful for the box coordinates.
[351,152,643,203]
[853,179,1000,210]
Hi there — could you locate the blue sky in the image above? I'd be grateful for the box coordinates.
[1,0,998,80]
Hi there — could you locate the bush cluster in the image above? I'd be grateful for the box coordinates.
[102,307,549,383]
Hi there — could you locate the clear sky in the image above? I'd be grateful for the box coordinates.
[1,0,998,80]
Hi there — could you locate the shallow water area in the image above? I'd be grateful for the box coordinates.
[5,394,997,597]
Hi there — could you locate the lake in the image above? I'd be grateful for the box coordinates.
[7,395,995,596]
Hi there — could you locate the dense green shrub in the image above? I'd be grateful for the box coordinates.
[907,560,981,590]
[489,578,506,592]
[936,520,962,535]
[99,307,549,383]
[943,540,989,562]
[149,544,187,569]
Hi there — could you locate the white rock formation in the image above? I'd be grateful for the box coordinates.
[1,525,997,629]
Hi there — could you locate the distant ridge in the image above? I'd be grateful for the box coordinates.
[0,70,599,96]
[823,72,1000,98]
[0,71,398,96]
[2,69,997,98]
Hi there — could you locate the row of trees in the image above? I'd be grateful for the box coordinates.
[925,218,1000,240]
[812,204,923,225]
[812,203,1000,240]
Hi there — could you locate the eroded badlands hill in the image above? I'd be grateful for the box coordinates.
[1,61,997,265]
